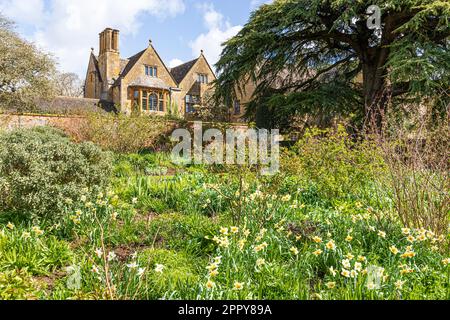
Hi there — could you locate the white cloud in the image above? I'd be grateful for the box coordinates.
[189,4,242,70]
[0,0,46,25]
[168,58,184,68]
[0,0,186,77]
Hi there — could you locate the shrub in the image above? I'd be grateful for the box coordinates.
[0,126,112,223]
[285,125,387,201]
[56,113,180,153]
[377,118,449,235]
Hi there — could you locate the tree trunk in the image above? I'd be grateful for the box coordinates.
[362,54,390,133]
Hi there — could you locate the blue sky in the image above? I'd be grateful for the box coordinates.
[0,0,273,78]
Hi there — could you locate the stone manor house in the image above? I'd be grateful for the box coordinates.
[84,28,245,120]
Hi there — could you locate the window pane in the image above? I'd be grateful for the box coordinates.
[154,67,157,77]
[142,98,148,111]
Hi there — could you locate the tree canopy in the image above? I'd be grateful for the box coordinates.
[214,0,449,130]
[0,14,56,112]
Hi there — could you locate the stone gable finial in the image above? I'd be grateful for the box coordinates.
[91,47,94,53]
[149,39,152,46]
[201,49,204,54]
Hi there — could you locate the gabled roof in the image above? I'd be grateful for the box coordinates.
[120,49,146,78]
[118,45,178,86]
[90,53,103,83]
[170,58,199,84]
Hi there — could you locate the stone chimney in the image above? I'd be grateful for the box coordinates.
[98,28,121,100]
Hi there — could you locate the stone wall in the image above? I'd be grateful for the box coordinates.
[0,113,87,131]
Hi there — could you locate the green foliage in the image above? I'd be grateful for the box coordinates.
[214,0,449,129]
[0,226,73,275]
[147,213,217,255]
[0,127,112,223]
[0,14,56,112]
[285,126,387,200]
[135,249,200,299]
[0,269,45,300]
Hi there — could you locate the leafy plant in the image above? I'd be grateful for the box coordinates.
[0,126,112,223]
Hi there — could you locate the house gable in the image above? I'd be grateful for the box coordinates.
[178,53,216,96]
[121,45,177,88]
[84,52,103,99]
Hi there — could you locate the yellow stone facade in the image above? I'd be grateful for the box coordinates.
[84,28,217,117]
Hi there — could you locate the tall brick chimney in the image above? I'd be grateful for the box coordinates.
[98,28,120,100]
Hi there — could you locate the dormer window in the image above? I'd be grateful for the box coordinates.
[145,65,157,77]
[197,73,208,84]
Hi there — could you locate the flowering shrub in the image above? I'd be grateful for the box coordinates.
[0,127,112,223]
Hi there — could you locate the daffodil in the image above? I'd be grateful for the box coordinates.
[127,262,138,270]
[345,235,353,242]
[312,236,322,243]
[32,226,44,236]
[233,282,244,290]
[407,235,416,243]
[325,282,336,289]
[395,280,405,290]
[350,270,358,278]
[209,269,219,277]
[401,250,416,259]
[206,280,215,289]
[281,194,291,202]
[238,239,246,250]
[341,269,350,278]
[256,258,266,267]
[442,258,450,266]
[92,265,99,274]
[389,246,399,255]
[95,248,103,258]
[155,264,164,273]
[342,259,351,269]
[290,247,299,256]
[22,232,31,239]
[378,231,386,239]
[220,227,229,235]
[354,262,362,272]
[230,226,239,234]
[326,240,336,251]
[6,222,15,230]
[401,228,411,235]
[137,268,146,277]
[313,249,323,256]
[107,251,117,262]
[329,266,337,277]
[345,253,355,260]
[206,263,219,272]
[367,282,376,290]
[357,256,367,262]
